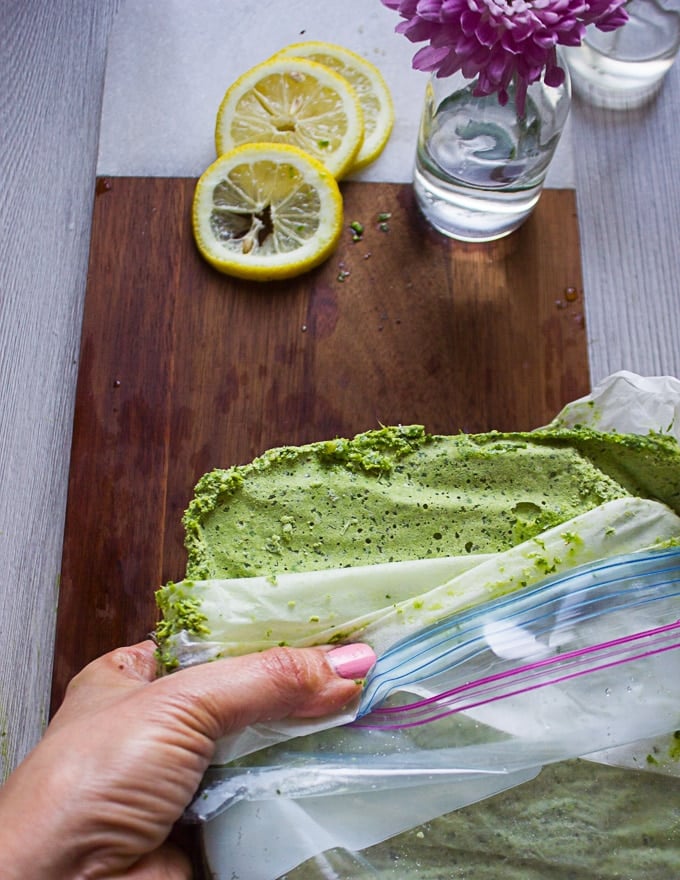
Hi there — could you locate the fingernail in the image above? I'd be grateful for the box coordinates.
[327,643,377,679]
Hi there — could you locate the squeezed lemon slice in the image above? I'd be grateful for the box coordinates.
[275,41,394,172]
[215,57,364,179]
[192,143,343,281]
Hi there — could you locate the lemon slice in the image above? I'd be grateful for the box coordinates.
[275,41,394,172]
[192,143,343,281]
[215,57,364,179]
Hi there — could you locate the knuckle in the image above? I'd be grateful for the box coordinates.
[260,647,318,703]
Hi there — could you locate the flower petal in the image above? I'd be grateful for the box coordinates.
[383,0,627,102]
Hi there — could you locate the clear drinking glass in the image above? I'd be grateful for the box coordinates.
[563,0,680,110]
[413,64,571,243]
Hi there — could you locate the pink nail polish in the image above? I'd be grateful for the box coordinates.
[327,643,377,679]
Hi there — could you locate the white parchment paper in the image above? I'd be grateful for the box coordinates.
[549,370,680,442]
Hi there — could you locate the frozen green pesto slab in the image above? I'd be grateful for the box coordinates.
[182,425,680,581]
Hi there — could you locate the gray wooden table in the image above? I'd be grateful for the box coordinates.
[1,0,679,779]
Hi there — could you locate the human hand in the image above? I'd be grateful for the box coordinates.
[0,640,375,879]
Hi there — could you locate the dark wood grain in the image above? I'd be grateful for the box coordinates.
[53,178,588,709]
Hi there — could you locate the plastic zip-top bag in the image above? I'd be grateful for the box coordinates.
[193,547,680,880]
[357,545,680,719]
[357,620,680,731]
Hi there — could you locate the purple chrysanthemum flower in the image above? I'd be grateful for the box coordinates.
[382,0,628,111]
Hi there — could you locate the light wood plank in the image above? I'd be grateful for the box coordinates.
[0,0,120,777]
[571,61,680,382]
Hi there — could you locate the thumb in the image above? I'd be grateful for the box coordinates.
[149,643,377,742]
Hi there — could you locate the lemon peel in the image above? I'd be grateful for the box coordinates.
[215,57,364,179]
[275,40,394,172]
[192,143,343,282]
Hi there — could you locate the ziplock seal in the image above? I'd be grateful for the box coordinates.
[359,546,680,713]
[356,618,680,729]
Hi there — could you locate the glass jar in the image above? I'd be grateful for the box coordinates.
[413,62,572,242]
[563,0,680,110]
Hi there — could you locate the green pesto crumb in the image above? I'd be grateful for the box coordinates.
[560,531,583,546]
[350,220,364,241]
[669,730,680,761]
[155,583,209,640]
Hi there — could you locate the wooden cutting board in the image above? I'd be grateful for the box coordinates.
[52,179,589,707]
